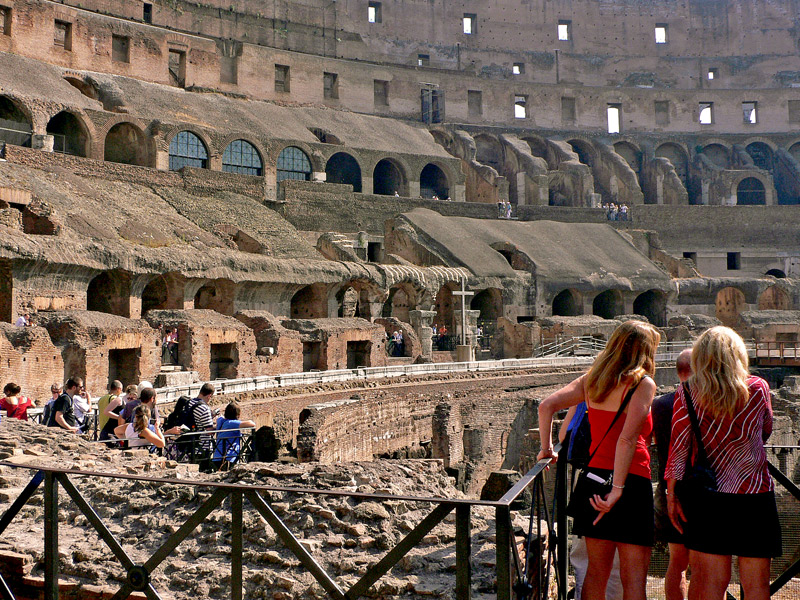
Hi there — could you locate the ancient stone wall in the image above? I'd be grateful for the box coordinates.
[0,324,65,401]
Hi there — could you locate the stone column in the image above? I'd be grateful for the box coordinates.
[453,309,480,346]
[409,309,435,357]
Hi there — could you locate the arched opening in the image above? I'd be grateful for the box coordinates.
[552,289,581,317]
[0,96,32,147]
[336,286,360,317]
[290,284,327,319]
[105,123,148,166]
[474,134,503,171]
[746,142,773,172]
[373,159,406,196]
[736,177,766,205]
[632,289,667,327]
[222,140,263,176]
[592,290,622,320]
[434,285,455,339]
[276,146,312,184]
[766,269,787,279]
[87,272,129,316]
[325,152,362,192]
[193,280,234,315]
[789,142,800,166]
[169,131,208,170]
[655,143,689,188]
[420,163,449,199]
[46,111,87,157]
[309,128,342,145]
[613,141,642,173]
[758,286,790,310]
[701,144,729,169]
[64,77,100,101]
[381,285,415,323]
[471,288,503,323]
[141,276,169,315]
[715,287,746,327]
[567,139,596,168]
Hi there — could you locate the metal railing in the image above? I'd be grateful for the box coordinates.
[0,446,561,600]
[534,337,755,361]
[756,341,800,363]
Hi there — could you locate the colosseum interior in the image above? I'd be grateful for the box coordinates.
[1,0,800,598]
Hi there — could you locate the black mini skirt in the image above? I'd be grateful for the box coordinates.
[680,489,781,558]
[570,468,654,547]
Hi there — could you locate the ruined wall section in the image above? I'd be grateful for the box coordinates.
[0,324,65,402]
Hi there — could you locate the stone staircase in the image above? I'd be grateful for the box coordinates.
[316,232,365,262]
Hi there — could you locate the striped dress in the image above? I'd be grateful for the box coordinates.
[665,375,773,494]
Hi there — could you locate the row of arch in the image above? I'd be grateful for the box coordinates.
[551,289,668,326]
[0,95,452,198]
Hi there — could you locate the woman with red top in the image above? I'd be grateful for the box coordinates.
[538,320,660,600]
[666,326,779,600]
[1,382,36,420]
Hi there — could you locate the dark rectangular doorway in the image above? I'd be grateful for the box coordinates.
[303,342,322,371]
[347,341,371,369]
[210,343,238,379]
[108,348,140,387]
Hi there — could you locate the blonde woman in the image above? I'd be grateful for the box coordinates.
[538,320,660,600]
[114,405,165,449]
[666,327,779,600]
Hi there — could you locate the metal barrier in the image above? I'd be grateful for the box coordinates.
[0,446,560,600]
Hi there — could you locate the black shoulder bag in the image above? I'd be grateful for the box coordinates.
[566,381,640,520]
[675,382,718,502]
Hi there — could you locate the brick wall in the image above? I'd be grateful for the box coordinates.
[0,324,65,402]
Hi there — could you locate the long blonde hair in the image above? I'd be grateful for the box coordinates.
[586,320,661,402]
[690,326,750,419]
[133,405,151,435]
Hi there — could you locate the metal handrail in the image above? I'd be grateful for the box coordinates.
[0,447,560,600]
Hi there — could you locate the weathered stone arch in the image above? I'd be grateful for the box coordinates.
[0,95,33,147]
[220,136,265,176]
[434,283,457,332]
[701,143,730,169]
[567,138,597,167]
[193,279,235,315]
[46,110,90,157]
[373,158,408,196]
[715,286,746,327]
[471,288,503,323]
[758,285,790,310]
[655,142,689,186]
[325,152,362,192]
[735,176,766,205]
[87,271,131,316]
[474,133,504,171]
[552,289,581,316]
[290,284,328,319]
[592,290,623,319]
[382,283,419,322]
[419,163,449,199]
[745,141,775,171]
[633,289,667,327]
[766,269,787,279]
[613,140,642,173]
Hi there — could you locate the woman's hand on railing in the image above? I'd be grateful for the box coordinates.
[536,447,557,463]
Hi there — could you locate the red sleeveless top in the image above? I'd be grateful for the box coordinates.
[587,389,653,479]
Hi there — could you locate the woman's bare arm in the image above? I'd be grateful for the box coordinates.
[537,375,585,461]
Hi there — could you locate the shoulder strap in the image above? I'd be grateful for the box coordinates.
[681,382,711,465]
[586,379,642,466]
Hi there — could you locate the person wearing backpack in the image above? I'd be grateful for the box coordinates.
[47,378,82,434]
[165,383,215,470]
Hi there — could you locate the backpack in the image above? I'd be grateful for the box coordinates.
[178,398,201,430]
[566,402,591,467]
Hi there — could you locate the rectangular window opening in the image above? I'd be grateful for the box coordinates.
[463,14,476,35]
[514,95,528,119]
[54,20,72,50]
[727,252,741,271]
[374,79,389,106]
[143,3,153,23]
[112,34,130,63]
[421,88,444,123]
[699,102,714,125]
[108,349,141,387]
[468,90,482,117]
[558,20,571,41]
[210,343,238,380]
[275,64,290,93]
[607,103,621,134]
[654,24,668,44]
[655,100,669,126]
[323,72,339,99]
[742,101,757,124]
[417,54,430,67]
[368,2,381,23]
[512,62,524,75]
[707,68,718,81]
[561,96,576,123]
[0,7,10,36]
[347,341,372,369]
[168,49,186,87]
[789,100,800,123]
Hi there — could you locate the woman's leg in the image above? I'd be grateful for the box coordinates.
[687,550,731,600]
[737,556,770,600]
[616,542,651,600]
[583,537,615,600]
